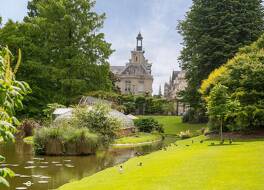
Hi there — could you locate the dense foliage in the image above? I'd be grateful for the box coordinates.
[34,103,121,155]
[17,119,41,137]
[34,125,100,155]
[201,34,264,131]
[178,0,264,122]
[134,118,164,133]
[207,84,239,139]
[72,104,122,145]
[0,0,114,117]
[86,91,175,115]
[0,48,30,186]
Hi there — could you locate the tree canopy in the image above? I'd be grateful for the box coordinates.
[178,0,264,122]
[201,33,264,130]
[0,0,114,117]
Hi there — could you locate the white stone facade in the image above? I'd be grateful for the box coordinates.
[111,33,153,95]
[164,70,188,115]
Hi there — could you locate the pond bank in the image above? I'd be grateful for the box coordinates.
[58,136,264,190]
[1,135,177,190]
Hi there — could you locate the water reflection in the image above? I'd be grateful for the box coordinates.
[0,136,177,190]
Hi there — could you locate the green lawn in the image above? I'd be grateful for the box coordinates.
[114,133,161,145]
[58,136,264,190]
[140,116,207,135]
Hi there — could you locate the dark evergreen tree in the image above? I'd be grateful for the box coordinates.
[0,0,113,117]
[178,0,264,122]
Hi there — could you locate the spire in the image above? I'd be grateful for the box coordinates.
[136,32,143,51]
[159,85,162,96]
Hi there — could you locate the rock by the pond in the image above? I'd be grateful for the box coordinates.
[39,165,48,168]
[55,164,63,166]
[27,161,34,164]
[40,161,49,164]
[52,161,60,164]
[24,166,36,169]
[63,160,71,162]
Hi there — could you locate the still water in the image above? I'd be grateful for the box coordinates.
[0,136,177,190]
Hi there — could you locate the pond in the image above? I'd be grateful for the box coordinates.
[0,136,177,190]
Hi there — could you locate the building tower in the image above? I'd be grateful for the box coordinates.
[110,33,153,95]
[136,32,143,51]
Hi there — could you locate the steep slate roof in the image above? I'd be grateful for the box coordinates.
[120,63,152,76]
[110,66,125,74]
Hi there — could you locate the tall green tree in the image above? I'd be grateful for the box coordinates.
[178,0,264,122]
[0,0,113,117]
[201,33,264,130]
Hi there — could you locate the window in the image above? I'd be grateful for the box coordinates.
[125,81,131,92]
[138,80,144,92]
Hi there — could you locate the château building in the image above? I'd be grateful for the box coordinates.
[110,33,153,95]
[164,70,188,115]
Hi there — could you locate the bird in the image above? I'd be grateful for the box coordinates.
[220,140,225,145]
[192,140,194,144]
[211,142,215,146]
[200,140,204,144]
[186,145,190,147]
[138,162,143,167]
[119,165,124,174]
[135,152,142,156]
[229,138,233,144]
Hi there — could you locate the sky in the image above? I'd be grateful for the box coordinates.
[0,0,193,94]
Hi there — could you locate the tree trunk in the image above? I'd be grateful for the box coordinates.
[220,118,223,142]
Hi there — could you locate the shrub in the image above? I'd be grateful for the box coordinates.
[182,108,208,123]
[34,126,101,155]
[71,103,122,145]
[134,118,164,133]
[17,119,41,137]
[178,130,192,139]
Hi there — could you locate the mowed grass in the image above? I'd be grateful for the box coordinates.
[58,135,264,190]
[114,133,161,145]
[140,116,207,135]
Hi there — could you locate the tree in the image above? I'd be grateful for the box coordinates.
[0,48,31,186]
[207,84,238,141]
[201,33,264,131]
[0,0,113,117]
[178,0,264,122]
